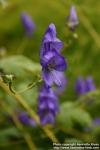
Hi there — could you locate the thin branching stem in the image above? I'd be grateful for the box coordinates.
[2,102,37,150]
[0,79,59,143]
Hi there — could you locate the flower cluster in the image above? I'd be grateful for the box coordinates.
[40,23,67,87]
[38,23,67,125]
[38,85,59,125]
[75,76,96,95]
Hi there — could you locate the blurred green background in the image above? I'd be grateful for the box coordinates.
[0,0,100,149]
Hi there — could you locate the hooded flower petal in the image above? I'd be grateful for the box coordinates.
[40,23,63,57]
[44,23,56,41]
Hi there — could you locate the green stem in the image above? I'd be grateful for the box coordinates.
[2,102,37,150]
[0,79,59,143]
[17,37,28,54]
[7,78,42,94]
[60,127,93,142]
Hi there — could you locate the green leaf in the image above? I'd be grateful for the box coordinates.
[57,102,92,129]
[0,55,41,78]
[17,80,38,107]
[0,127,20,143]
[78,90,100,102]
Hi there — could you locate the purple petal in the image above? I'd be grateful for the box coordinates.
[41,50,67,71]
[41,39,63,57]
[70,6,78,23]
[41,51,54,67]
[55,73,67,94]
[67,5,79,31]
[42,68,67,87]
[51,51,67,71]
[75,77,86,95]
[40,23,63,57]
[51,70,66,86]
[85,77,96,92]
[39,85,57,99]
[93,117,100,126]
[28,119,36,127]
[42,69,54,87]
[44,23,56,41]
[40,113,55,125]
[53,38,63,52]
[21,12,35,37]
[18,112,29,124]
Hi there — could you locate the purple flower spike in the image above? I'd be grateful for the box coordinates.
[67,5,79,31]
[85,77,96,92]
[38,85,59,125]
[21,12,35,37]
[92,117,100,126]
[75,77,86,95]
[40,23,63,58]
[18,112,36,127]
[41,50,67,87]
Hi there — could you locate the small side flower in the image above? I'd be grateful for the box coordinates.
[18,112,36,127]
[67,5,79,31]
[75,76,96,95]
[21,12,35,37]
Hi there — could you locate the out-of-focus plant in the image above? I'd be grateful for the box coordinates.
[0,1,100,150]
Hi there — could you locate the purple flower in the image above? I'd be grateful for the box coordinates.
[67,5,79,31]
[41,49,67,87]
[55,73,67,94]
[75,76,96,95]
[21,12,35,37]
[75,77,86,95]
[18,112,36,127]
[40,23,63,58]
[85,77,96,92]
[92,117,100,126]
[38,85,59,125]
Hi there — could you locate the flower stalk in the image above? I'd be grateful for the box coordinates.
[0,79,59,143]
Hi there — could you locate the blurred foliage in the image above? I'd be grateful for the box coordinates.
[0,0,100,149]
